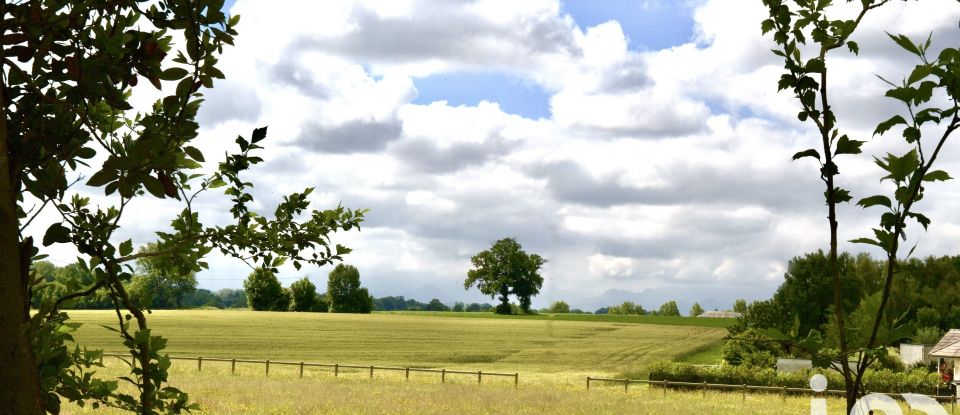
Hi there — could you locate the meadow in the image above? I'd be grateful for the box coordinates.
[60,310,959,414]
[66,310,727,374]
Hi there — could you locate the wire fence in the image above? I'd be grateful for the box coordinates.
[586,376,958,410]
[101,353,519,386]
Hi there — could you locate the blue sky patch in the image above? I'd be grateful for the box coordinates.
[412,72,552,119]
[561,0,696,51]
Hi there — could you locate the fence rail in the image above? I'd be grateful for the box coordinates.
[585,376,957,409]
[101,353,518,386]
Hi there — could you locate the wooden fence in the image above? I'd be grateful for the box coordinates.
[585,376,957,410]
[101,353,518,386]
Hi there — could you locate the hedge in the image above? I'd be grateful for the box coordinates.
[646,362,944,395]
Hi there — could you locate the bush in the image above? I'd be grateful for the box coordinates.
[548,301,570,313]
[645,362,942,395]
[494,303,513,315]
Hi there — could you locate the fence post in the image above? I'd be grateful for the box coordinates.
[99,354,103,365]
[662,380,667,397]
[624,379,629,393]
[514,373,518,388]
[197,356,202,372]
[334,363,339,377]
[299,362,304,378]
[586,377,591,390]
[405,367,409,380]
[369,365,374,379]
[265,360,270,376]
[231,358,236,375]
[478,371,482,384]
[441,369,446,384]
[742,384,746,401]
[702,381,706,398]
[781,385,787,401]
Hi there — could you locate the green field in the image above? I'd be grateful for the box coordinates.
[59,310,959,414]
[62,359,899,415]
[67,310,726,375]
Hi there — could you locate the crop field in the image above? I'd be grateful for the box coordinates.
[59,310,959,414]
[58,358,897,415]
[66,310,726,375]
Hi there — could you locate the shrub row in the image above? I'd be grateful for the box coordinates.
[645,362,945,395]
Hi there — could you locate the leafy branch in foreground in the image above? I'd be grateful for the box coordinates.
[1,1,365,414]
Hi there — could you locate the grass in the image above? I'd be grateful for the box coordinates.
[67,309,726,375]
[375,310,737,328]
[61,359,960,415]
[59,310,958,414]
[675,341,725,365]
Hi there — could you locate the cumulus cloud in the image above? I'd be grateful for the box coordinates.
[30,0,960,311]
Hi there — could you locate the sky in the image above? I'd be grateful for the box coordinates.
[28,0,960,312]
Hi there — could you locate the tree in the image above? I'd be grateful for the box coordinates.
[425,298,450,311]
[129,243,198,309]
[327,264,373,313]
[690,303,705,317]
[1,2,366,413]
[463,238,545,314]
[762,0,960,409]
[289,278,319,312]
[243,268,286,312]
[658,301,680,317]
[607,301,644,315]
[215,289,247,309]
[548,300,570,314]
[732,299,748,315]
[452,301,465,312]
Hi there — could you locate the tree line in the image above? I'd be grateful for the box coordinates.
[725,250,960,369]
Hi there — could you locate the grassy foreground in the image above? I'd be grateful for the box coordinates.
[66,309,726,375]
[62,359,959,414]
[375,310,737,328]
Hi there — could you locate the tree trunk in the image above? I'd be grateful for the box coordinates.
[0,53,44,414]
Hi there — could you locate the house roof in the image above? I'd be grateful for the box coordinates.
[930,329,960,358]
[697,311,742,318]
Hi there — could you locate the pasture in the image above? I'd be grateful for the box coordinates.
[60,310,960,414]
[66,310,726,375]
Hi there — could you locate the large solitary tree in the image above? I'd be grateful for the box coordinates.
[0,1,364,413]
[464,238,545,314]
[326,264,373,313]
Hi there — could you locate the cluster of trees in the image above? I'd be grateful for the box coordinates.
[30,260,248,310]
[725,251,960,368]
[601,300,683,316]
[244,264,373,314]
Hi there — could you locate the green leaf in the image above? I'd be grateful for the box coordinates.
[792,149,821,161]
[86,169,115,187]
[76,147,96,159]
[159,67,189,81]
[885,86,915,104]
[834,135,863,155]
[908,64,932,85]
[874,115,906,136]
[846,41,859,55]
[119,240,133,256]
[184,146,205,163]
[850,237,882,247]
[907,212,931,230]
[142,175,166,199]
[825,187,852,204]
[43,223,71,246]
[923,170,952,182]
[252,126,268,143]
[887,32,921,56]
[857,195,892,209]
